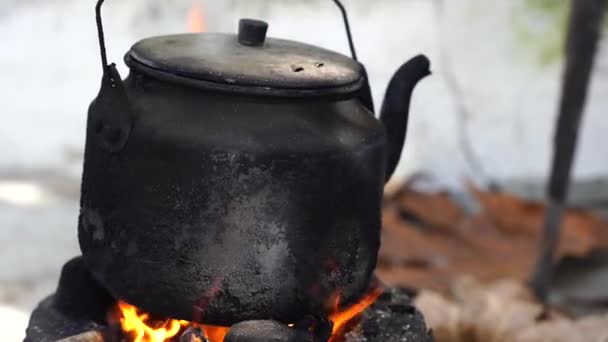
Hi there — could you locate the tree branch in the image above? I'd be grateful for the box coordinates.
[531,0,607,302]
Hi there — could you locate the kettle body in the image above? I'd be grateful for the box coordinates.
[80,69,387,324]
[79,1,430,325]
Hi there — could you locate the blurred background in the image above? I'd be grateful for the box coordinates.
[1,0,607,340]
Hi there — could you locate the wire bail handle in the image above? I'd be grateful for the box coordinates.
[96,0,110,73]
[332,0,358,61]
[96,0,359,70]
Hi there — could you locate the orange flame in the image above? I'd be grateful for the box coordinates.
[117,301,227,342]
[328,288,383,341]
[187,1,207,33]
[117,288,380,342]
[118,301,185,342]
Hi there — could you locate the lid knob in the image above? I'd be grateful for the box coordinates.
[238,19,269,47]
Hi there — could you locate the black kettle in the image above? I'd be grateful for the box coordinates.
[79,0,430,325]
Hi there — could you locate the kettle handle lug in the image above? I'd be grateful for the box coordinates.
[91,0,133,153]
[89,64,133,153]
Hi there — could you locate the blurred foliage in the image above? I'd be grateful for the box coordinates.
[512,0,569,66]
[512,0,607,66]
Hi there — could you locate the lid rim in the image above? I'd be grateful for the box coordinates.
[125,54,364,98]
[125,32,364,97]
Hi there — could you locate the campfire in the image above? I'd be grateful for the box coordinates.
[26,256,431,342]
[113,288,382,342]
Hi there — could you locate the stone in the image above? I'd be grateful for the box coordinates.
[224,320,310,342]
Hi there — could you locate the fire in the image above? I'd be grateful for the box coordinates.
[203,326,229,342]
[328,288,383,341]
[116,288,381,342]
[187,0,207,33]
[117,301,227,342]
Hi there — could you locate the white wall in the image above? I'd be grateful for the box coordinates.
[1,0,606,187]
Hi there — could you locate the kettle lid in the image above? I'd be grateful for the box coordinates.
[125,19,364,97]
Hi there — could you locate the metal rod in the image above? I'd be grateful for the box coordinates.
[96,0,108,73]
[332,0,358,61]
[531,0,606,302]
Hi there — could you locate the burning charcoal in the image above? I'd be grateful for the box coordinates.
[345,288,433,342]
[24,258,119,341]
[294,314,333,342]
[225,320,310,342]
[53,256,114,324]
[180,326,209,342]
[26,293,107,341]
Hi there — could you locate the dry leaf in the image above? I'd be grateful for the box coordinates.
[470,184,608,258]
[376,183,608,292]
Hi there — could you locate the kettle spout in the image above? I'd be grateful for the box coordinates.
[381,55,431,182]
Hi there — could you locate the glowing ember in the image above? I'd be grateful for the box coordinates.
[203,325,229,342]
[187,0,207,33]
[116,288,380,342]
